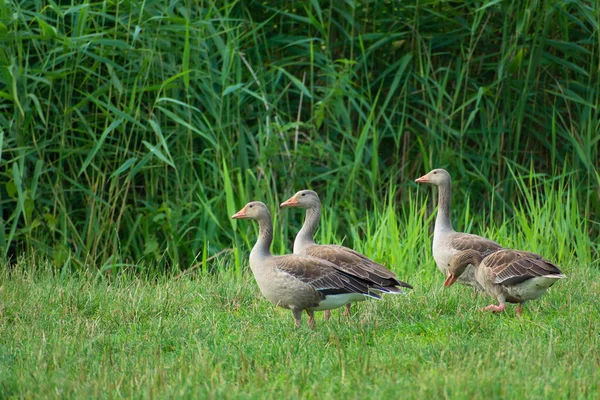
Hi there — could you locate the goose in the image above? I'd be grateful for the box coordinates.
[280,190,413,318]
[232,201,388,329]
[415,169,503,287]
[445,249,566,316]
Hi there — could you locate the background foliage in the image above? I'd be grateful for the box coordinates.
[1,0,598,272]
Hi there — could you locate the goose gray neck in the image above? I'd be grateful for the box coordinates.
[452,249,483,277]
[435,180,454,233]
[252,216,273,258]
[294,204,319,253]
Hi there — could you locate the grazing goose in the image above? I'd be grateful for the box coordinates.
[415,169,503,287]
[445,249,566,316]
[280,190,413,318]
[232,201,387,329]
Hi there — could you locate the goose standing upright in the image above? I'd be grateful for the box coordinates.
[232,201,387,329]
[445,249,566,316]
[415,169,503,287]
[280,190,413,318]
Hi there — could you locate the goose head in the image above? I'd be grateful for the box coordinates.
[444,249,483,287]
[232,201,271,220]
[280,190,320,209]
[415,168,451,186]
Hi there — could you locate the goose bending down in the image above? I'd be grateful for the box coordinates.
[280,190,413,318]
[232,201,388,329]
[445,249,566,316]
[415,169,503,288]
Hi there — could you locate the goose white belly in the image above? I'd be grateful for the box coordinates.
[505,275,565,302]
[310,293,368,311]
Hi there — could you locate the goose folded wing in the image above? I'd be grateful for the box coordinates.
[487,251,564,285]
[304,245,412,289]
[303,245,370,279]
[275,256,379,298]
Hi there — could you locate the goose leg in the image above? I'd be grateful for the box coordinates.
[292,308,303,328]
[306,310,316,330]
[323,310,331,320]
[483,303,505,313]
[516,303,524,317]
[343,303,351,317]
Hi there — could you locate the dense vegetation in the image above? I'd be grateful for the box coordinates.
[1,0,598,271]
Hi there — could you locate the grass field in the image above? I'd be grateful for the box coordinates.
[1,259,598,399]
[2,183,599,399]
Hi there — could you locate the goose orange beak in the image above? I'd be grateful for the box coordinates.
[415,174,430,183]
[443,273,457,287]
[231,208,246,219]
[280,196,299,208]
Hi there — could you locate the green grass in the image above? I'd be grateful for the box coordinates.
[2,180,600,398]
[1,257,598,399]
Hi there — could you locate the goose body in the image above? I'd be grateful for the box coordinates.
[232,201,382,329]
[247,251,376,312]
[432,231,502,285]
[416,169,503,287]
[280,190,413,317]
[445,249,566,315]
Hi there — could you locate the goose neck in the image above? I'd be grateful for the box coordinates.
[251,216,273,258]
[435,180,454,232]
[294,205,319,253]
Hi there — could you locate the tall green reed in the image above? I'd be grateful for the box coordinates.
[0,0,597,272]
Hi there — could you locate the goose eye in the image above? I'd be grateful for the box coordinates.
[433,171,437,174]
[301,193,306,197]
[249,205,253,208]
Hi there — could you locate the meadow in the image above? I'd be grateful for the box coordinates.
[2,182,600,398]
[1,260,599,399]
[1,0,600,398]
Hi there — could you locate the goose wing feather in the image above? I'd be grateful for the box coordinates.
[275,255,380,298]
[483,250,564,285]
[303,244,413,289]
